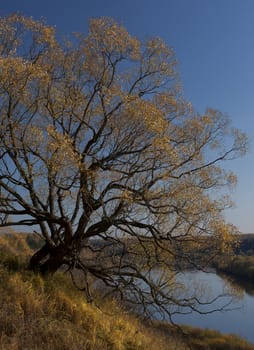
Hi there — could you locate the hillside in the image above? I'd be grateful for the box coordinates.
[236,234,254,254]
[0,233,187,350]
[0,233,254,350]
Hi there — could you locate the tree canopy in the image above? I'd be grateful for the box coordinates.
[0,15,247,320]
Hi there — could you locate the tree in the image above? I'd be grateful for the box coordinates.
[0,15,247,320]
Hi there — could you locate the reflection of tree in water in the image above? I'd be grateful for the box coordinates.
[218,271,254,297]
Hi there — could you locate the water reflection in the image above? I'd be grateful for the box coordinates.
[217,271,254,297]
[169,271,254,343]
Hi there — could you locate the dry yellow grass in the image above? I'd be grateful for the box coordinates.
[1,232,254,350]
[0,267,188,350]
[0,233,186,350]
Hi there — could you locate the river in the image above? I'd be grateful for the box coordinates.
[162,270,254,343]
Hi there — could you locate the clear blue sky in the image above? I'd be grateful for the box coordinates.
[1,0,254,233]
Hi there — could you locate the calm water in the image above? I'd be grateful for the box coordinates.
[165,271,254,343]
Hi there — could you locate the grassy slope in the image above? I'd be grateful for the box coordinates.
[0,233,254,350]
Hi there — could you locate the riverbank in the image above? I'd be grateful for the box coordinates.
[214,254,254,283]
[1,233,254,349]
[153,322,254,350]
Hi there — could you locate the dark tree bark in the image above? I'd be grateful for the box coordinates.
[29,242,70,275]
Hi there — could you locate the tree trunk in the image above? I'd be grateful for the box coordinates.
[29,242,69,275]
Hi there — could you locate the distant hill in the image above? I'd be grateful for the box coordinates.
[236,234,254,254]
